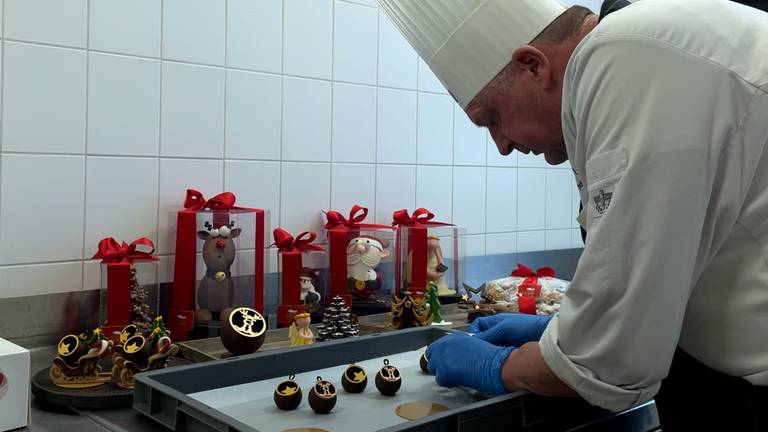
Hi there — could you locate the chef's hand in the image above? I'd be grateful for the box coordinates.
[426,332,513,396]
[470,313,552,347]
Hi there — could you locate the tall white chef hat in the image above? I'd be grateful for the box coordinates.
[377,0,566,108]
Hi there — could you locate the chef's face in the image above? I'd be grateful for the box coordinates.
[465,47,568,165]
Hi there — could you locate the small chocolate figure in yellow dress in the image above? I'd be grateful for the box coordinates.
[288,313,314,347]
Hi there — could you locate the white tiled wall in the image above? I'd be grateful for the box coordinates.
[0,0,592,299]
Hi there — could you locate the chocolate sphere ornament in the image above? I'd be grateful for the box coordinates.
[308,376,337,414]
[375,359,402,396]
[274,375,302,410]
[419,353,429,374]
[341,363,367,393]
[220,307,267,356]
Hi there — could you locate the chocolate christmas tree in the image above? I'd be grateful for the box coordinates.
[130,265,154,332]
[316,296,359,341]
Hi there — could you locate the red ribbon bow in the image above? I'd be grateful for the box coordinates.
[272,228,325,253]
[511,263,555,285]
[324,205,369,229]
[391,208,438,226]
[92,237,159,263]
[183,189,238,211]
[511,264,554,315]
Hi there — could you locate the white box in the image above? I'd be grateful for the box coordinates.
[0,338,30,431]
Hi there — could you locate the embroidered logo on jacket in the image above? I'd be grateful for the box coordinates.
[592,189,613,216]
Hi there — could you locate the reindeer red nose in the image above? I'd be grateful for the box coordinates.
[216,240,226,250]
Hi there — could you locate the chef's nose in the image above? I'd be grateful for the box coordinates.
[356,243,367,253]
[216,240,226,250]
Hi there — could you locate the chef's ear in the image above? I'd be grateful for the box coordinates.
[381,249,390,259]
[511,45,553,88]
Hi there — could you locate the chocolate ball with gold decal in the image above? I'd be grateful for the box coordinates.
[56,334,88,367]
[341,363,367,393]
[220,307,267,356]
[375,358,402,396]
[273,375,302,410]
[308,376,337,414]
[419,352,429,374]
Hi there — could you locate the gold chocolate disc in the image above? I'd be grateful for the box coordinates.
[228,307,266,338]
[57,335,79,356]
[124,335,145,354]
[395,401,450,420]
[282,429,330,432]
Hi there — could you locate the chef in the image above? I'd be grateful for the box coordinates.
[377,0,768,429]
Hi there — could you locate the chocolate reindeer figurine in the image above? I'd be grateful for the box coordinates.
[196,220,241,322]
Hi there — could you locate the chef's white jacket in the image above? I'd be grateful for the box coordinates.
[539,0,768,412]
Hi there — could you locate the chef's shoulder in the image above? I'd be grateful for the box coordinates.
[582,0,768,90]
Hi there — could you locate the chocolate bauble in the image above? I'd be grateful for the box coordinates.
[341,364,367,393]
[375,359,402,396]
[419,353,429,374]
[220,307,267,356]
[308,377,337,414]
[274,375,302,411]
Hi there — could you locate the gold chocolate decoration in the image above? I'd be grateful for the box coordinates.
[124,336,144,354]
[57,335,78,356]
[119,325,138,345]
[395,401,449,420]
[229,307,267,338]
[282,429,330,432]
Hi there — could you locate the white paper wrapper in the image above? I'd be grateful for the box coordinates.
[482,276,569,315]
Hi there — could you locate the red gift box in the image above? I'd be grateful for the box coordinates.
[511,263,555,315]
[92,237,159,341]
[273,228,324,327]
[169,189,265,341]
[391,208,455,296]
[324,205,393,306]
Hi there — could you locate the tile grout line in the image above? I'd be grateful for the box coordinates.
[0,39,452,96]
[0,149,574,169]
[277,0,286,241]
[154,0,165,285]
[222,0,228,193]
[328,0,335,217]
[412,44,420,215]
[0,0,5,268]
[80,0,91,292]
[372,7,380,222]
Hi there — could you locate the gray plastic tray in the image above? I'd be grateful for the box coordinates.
[134,327,658,432]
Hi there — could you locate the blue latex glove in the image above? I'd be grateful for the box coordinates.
[470,313,552,347]
[425,332,513,396]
